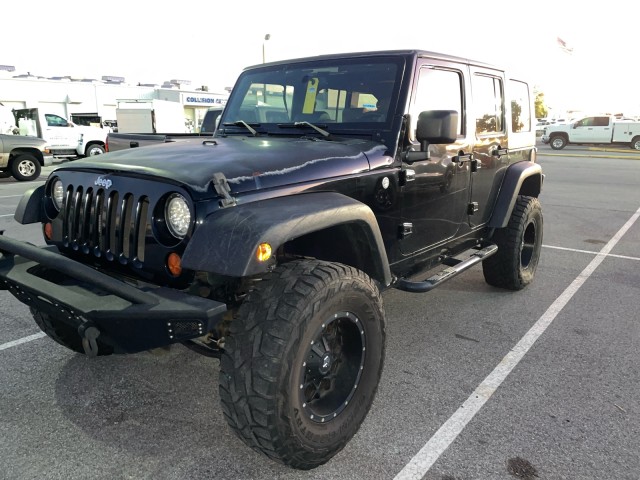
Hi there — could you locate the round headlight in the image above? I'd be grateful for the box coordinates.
[52,179,64,210]
[165,194,191,238]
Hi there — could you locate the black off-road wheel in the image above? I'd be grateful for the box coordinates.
[31,308,114,356]
[483,196,543,290]
[219,260,386,470]
[11,154,41,181]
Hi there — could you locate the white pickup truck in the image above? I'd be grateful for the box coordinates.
[6,106,108,158]
[541,115,640,150]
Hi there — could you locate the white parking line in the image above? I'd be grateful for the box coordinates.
[395,205,640,480]
[0,195,23,199]
[543,244,640,261]
[0,332,46,351]
[1,213,14,218]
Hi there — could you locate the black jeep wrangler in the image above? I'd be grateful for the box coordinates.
[0,50,543,469]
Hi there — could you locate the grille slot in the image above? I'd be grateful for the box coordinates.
[62,186,149,264]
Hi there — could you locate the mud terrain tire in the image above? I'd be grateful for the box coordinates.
[31,308,114,355]
[483,196,543,290]
[219,260,385,470]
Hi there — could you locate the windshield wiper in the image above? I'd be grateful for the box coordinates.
[277,121,332,139]
[222,120,259,136]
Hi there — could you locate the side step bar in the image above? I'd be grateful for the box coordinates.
[394,243,498,293]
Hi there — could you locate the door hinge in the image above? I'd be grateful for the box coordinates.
[399,223,413,238]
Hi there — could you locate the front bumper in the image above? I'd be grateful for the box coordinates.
[0,233,227,355]
[540,135,550,144]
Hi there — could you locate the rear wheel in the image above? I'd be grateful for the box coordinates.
[31,308,113,355]
[219,260,385,469]
[631,137,640,150]
[549,136,567,150]
[10,154,41,181]
[483,196,543,290]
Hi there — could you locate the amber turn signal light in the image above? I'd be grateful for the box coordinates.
[44,223,53,240]
[256,243,272,262]
[167,252,182,276]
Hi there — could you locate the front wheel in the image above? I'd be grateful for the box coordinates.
[86,144,105,156]
[11,154,41,181]
[549,136,567,150]
[219,260,386,470]
[483,196,543,290]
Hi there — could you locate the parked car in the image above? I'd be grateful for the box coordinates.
[0,133,52,181]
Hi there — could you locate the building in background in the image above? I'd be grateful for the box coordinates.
[0,73,228,133]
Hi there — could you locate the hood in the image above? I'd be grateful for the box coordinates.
[61,136,385,197]
[0,133,47,148]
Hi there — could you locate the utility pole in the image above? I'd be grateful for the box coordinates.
[262,34,271,63]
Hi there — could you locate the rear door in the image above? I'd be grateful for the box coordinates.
[468,66,507,227]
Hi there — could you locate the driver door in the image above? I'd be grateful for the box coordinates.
[399,61,471,255]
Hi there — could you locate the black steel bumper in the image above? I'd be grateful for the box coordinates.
[0,233,227,355]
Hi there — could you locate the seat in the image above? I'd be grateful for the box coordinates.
[341,107,365,123]
[265,111,290,123]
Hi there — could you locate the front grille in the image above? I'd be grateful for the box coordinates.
[62,186,149,265]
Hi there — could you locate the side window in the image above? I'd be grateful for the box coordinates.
[473,74,504,135]
[411,67,463,141]
[45,114,69,127]
[594,116,610,127]
[576,117,594,127]
[509,80,531,133]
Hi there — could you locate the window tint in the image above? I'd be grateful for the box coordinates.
[594,116,610,127]
[223,59,401,127]
[411,67,463,139]
[509,80,531,133]
[473,74,504,134]
[45,114,69,127]
[576,117,610,127]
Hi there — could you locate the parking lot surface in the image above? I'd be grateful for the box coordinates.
[1,151,639,479]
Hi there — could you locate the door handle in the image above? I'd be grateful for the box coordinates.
[491,146,508,157]
[452,152,473,163]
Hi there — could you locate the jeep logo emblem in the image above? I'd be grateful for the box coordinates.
[95,177,112,189]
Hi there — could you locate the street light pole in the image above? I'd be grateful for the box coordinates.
[262,33,271,63]
[262,34,270,105]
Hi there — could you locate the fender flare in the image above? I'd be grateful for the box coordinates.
[14,185,45,224]
[488,162,543,229]
[181,192,392,285]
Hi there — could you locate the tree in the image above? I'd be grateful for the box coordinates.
[534,89,548,119]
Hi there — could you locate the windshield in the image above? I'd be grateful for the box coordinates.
[220,56,403,135]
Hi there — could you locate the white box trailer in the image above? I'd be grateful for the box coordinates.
[116,99,188,134]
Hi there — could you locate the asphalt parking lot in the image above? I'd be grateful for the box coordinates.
[1,148,639,480]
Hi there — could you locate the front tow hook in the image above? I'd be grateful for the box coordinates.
[78,323,101,357]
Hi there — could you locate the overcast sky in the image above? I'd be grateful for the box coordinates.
[4,0,639,114]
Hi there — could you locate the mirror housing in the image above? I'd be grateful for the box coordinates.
[404,110,458,164]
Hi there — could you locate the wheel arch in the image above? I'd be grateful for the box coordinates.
[549,132,568,140]
[182,192,393,286]
[488,161,543,229]
[84,141,106,155]
[9,148,45,165]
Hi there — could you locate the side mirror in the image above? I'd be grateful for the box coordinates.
[416,110,458,145]
[405,110,458,164]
